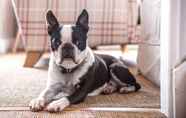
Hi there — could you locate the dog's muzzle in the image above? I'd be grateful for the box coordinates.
[61,43,76,63]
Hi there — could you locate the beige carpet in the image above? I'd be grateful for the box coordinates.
[0,53,160,108]
[0,110,166,118]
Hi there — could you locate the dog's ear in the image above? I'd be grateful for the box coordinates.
[76,9,89,32]
[46,10,59,35]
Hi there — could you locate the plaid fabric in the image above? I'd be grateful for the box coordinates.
[12,0,141,51]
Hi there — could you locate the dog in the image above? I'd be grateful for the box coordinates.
[29,9,141,112]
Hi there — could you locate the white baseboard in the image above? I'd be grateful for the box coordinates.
[0,38,13,53]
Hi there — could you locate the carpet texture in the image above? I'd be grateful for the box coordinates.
[0,110,166,118]
[0,54,160,108]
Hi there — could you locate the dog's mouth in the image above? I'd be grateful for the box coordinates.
[57,57,86,73]
[62,57,79,65]
[57,58,78,69]
[62,57,76,63]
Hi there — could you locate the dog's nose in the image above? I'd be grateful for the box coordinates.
[62,43,74,58]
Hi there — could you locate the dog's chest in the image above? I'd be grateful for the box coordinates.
[59,74,78,94]
[61,73,80,87]
[48,71,80,95]
[48,63,89,93]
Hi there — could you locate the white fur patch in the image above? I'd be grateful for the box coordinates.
[119,86,135,93]
[53,92,70,100]
[29,97,46,111]
[60,25,73,43]
[46,97,70,112]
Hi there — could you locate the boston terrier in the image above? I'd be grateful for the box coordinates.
[29,9,141,112]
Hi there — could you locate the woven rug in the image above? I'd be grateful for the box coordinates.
[0,110,166,118]
[0,54,160,108]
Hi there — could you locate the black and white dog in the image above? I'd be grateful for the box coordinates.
[29,9,141,112]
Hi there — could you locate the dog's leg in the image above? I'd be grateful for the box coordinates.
[29,83,62,112]
[46,88,89,112]
[119,85,136,93]
[102,80,117,94]
[108,62,141,94]
[46,75,95,112]
[45,97,70,113]
[119,83,141,93]
[46,83,91,112]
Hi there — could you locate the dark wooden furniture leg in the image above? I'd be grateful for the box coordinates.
[24,51,43,67]
[120,44,128,53]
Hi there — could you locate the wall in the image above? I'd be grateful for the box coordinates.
[179,0,186,61]
[137,0,160,87]
[173,0,186,117]
[0,0,17,53]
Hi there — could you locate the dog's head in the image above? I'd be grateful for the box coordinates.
[46,9,89,69]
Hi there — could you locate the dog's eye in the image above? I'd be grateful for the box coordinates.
[55,39,61,47]
[51,38,61,50]
[72,36,80,46]
[55,39,61,46]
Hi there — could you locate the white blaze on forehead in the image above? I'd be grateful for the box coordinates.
[60,25,73,42]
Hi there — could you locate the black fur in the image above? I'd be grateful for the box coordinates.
[67,55,109,104]
[46,10,62,51]
[72,9,89,51]
[72,26,87,51]
[67,54,141,104]
[46,10,59,35]
[76,9,89,32]
[50,27,62,51]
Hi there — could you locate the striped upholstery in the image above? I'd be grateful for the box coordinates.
[12,0,141,51]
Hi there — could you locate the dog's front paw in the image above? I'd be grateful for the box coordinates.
[29,98,46,112]
[46,97,69,113]
[119,86,136,93]
[102,83,117,94]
